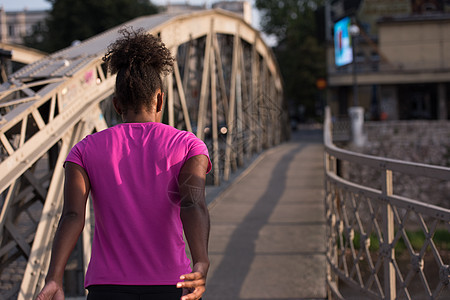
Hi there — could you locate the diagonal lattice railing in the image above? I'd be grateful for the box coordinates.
[324,107,450,299]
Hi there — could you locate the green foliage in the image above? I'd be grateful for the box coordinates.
[395,229,450,253]
[433,230,450,249]
[255,0,326,119]
[24,0,159,53]
[395,231,426,254]
[349,229,450,255]
[352,231,380,251]
[256,0,323,43]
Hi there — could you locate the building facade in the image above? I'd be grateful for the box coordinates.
[0,8,48,45]
[212,1,252,24]
[326,0,450,120]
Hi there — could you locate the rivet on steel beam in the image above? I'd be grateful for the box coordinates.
[439,265,449,285]
[380,242,392,259]
[361,234,370,249]
[411,254,423,272]
[347,228,354,240]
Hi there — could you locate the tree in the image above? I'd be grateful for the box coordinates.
[24,0,159,53]
[255,0,326,121]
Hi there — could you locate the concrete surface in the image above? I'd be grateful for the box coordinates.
[204,130,327,300]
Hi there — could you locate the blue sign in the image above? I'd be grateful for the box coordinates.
[334,17,353,67]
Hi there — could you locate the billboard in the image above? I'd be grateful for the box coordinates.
[334,16,353,67]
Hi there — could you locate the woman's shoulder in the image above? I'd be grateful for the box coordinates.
[153,123,196,138]
[153,124,207,149]
[82,126,114,141]
[87,122,201,144]
[76,125,120,146]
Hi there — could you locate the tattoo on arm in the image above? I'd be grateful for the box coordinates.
[179,174,205,207]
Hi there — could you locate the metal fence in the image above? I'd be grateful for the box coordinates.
[324,107,450,299]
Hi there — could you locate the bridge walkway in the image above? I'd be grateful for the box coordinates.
[204,129,327,300]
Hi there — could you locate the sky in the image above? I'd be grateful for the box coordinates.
[0,0,262,29]
[0,0,276,45]
[0,0,235,11]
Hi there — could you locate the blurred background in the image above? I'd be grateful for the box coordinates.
[1,0,450,126]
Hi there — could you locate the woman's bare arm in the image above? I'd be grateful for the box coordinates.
[36,162,90,300]
[177,155,210,300]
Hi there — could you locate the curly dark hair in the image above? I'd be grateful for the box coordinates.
[103,28,174,113]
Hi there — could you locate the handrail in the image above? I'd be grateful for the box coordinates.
[324,109,450,180]
[324,106,450,300]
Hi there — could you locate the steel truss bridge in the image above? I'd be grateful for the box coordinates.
[0,9,288,299]
[0,43,47,83]
[0,43,46,65]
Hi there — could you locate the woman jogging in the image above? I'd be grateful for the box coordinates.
[36,28,211,300]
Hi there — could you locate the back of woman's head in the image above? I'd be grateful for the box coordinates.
[103,28,174,113]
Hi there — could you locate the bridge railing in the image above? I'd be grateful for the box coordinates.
[324,107,450,299]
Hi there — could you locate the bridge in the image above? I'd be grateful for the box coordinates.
[0,8,287,299]
[0,43,46,83]
[0,8,449,300]
[0,43,46,65]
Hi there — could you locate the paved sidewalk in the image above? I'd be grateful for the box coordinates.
[204,130,326,300]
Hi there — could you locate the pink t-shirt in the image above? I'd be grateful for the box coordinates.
[65,122,211,287]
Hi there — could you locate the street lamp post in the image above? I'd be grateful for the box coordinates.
[349,23,360,106]
[348,22,365,147]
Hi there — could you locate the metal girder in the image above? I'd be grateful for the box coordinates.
[0,9,287,298]
[0,43,46,65]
